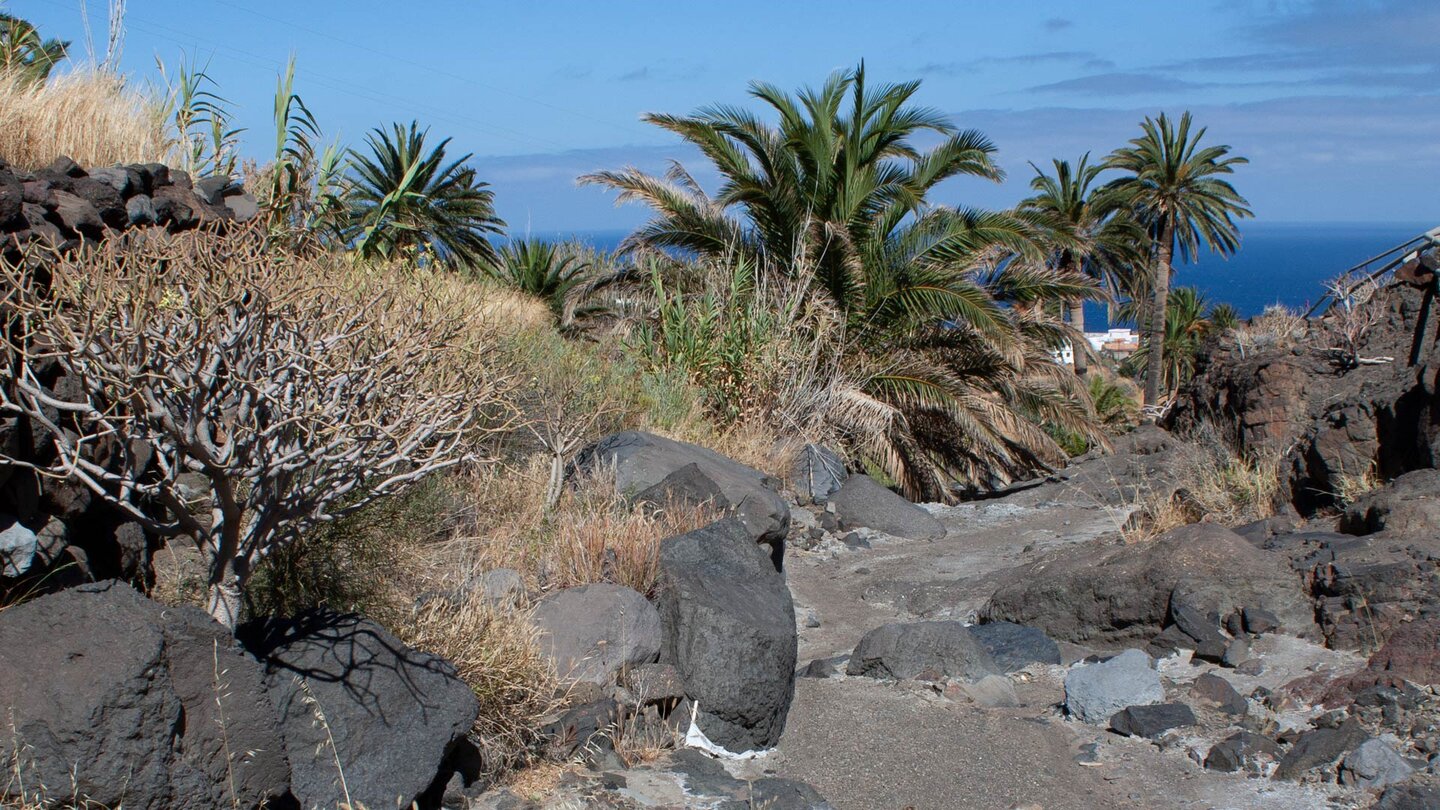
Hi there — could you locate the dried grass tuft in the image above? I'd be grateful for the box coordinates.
[399,593,563,782]
[0,70,167,170]
[431,463,720,599]
[1120,438,1283,543]
[1234,304,1308,356]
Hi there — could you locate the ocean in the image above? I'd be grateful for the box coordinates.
[518,221,1437,330]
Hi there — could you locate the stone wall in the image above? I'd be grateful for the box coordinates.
[0,156,258,592]
[1,154,258,259]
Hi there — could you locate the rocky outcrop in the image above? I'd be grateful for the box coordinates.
[0,581,291,810]
[1341,468,1440,535]
[575,431,790,568]
[531,583,662,686]
[239,610,479,810]
[656,518,797,752]
[1172,283,1440,513]
[982,523,1315,647]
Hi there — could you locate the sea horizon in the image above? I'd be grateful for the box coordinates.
[511,219,1438,328]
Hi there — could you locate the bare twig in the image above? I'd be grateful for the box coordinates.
[0,228,514,627]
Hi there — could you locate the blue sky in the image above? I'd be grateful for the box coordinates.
[16,0,1440,231]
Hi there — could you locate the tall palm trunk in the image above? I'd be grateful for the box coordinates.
[1058,252,1087,377]
[1143,220,1174,409]
[1069,300,1087,376]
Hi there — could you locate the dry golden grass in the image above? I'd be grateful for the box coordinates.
[398,593,563,782]
[1121,442,1283,543]
[0,70,167,171]
[1333,461,1381,507]
[429,461,720,599]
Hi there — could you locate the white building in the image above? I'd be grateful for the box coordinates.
[1052,329,1140,366]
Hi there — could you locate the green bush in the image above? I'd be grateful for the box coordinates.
[245,477,457,621]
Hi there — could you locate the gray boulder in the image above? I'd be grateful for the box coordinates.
[240,610,478,810]
[0,581,290,810]
[1205,731,1283,774]
[1064,649,1164,724]
[828,475,945,540]
[470,567,526,608]
[789,444,846,505]
[126,193,157,225]
[577,431,789,568]
[969,621,1062,672]
[531,583,662,686]
[1109,703,1196,738]
[1340,739,1415,789]
[1190,672,1248,715]
[955,673,1019,707]
[1376,784,1440,810]
[193,174,235,204]
[1274,718,1368,780]
[846,621,999,682]
[222,192,260,223]
[657,518,797,752]
[0,515,38,576]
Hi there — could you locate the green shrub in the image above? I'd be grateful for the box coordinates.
[245,477,457,621]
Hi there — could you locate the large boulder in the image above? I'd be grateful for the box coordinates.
[1108,703,1196,739]
[1340,739,1414,789]
[240,610,478,810]
[1364,618,1440,686]
[656,518,796,753]
[1204,731,1284,775]
[1273,718,1369,780]
[1306,531,1440,651]
[575,431,789,568]
[846,621,999,681]
[983,523,1314,646]
[827,475,945,540]
[531,583,662,686]
[0,581,290,809]
[1063,649,1164,725]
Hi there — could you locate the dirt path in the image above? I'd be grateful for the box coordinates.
[747,499,1353,810]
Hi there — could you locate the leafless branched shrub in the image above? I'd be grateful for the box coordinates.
[1320,273,1392,368]
[1234,303,1307,356]
[0,229,515,627]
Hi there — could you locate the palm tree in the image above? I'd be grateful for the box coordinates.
[487,238,592,324]
[0,14,68,85]
[1209,302,1239,331]
[1120,286,1220,395]
[1104,111,1251,409]
[1087,373,1141,428]
[346,122,504,271]
[1018,154,1145,376]
[583,63,1104,500]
